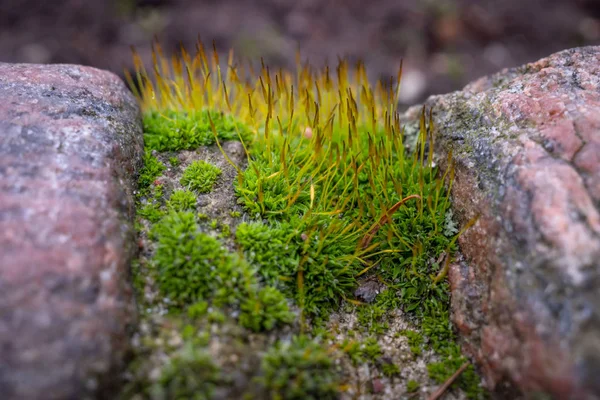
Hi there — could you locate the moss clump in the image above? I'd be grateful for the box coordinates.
[150,210,295,333]
[180,160,222,193]
[362,337,382,361]
[340,339,364,365]
[406,379,420,393]
[235,215,359,315]
[137,151,165,199]
[187,301,209,319]
[150,211,242,306]
[143,109,252,152]
[239,286,294,332]
[259,335,340,400]
[167,189,197,211]
[128,38,487,399]
[151,342,221,400]
[169,156,180,167]
[235,221,299,286]
[138,202,164,223]
[402,330,424,356]
[357,303,388,335]
[382,361,401,377]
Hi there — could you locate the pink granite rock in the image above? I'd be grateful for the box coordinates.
[401,47,600,399]
[0,63,143,399]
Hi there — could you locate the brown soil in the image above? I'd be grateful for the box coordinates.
[1,0,599,105]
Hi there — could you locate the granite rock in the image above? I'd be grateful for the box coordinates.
[401,46,600,399]
[0,63,143,399]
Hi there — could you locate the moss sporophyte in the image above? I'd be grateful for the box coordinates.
[127,39,486,399]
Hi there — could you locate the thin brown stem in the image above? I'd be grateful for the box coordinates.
[427,362,470,400]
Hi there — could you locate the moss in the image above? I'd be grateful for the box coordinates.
[208,309,226,324]
[357,304,388,335]
[151,341,221,400]
[180,160,222,193]
[137,151,165,199]
[197,212,208,221]
[235,215,359,316]
[169,156,180,167]
[150,211,240,307]
[143,109,252,152]
[187,301,209,319]
[381,362,401,377]
[239,286,295,332]
[219,223,231,238]
[259,335,340,400]
[340,339,364,365]
[362,337,382,361]
[401,330,424,356]
[128,39,488,399]
[138,202,164,223]
[167,189,197,211]
[427,343,487,399]
[406,379,420,393]
[235,221,298,286]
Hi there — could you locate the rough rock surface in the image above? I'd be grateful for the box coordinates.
[401,46,600,398]
[0,63,144,399]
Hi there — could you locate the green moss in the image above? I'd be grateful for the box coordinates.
[208,309,226,324]
[167,189,197,212]
[362,337,382,361]
[197,212,208,221]
[235,221,298,286]
[151,342,221,400]
[235,216,358,315]
[181,160,222,193]
[259,335,340,400]
[138,202,165,223]
[130,259,145,302]
[143,109,252,152]
[239,287,294,332]
[150,211,240,306]
[129,47,489,399]
[357,304,388,335]
[229,210,241,218]
[219,223,231,237]
[406,379,420,393]
[187,301,209,319]
[427,343,487,399]
[401,330,424,356]
[137,151,165,199]
[381,362,401,378]
[169,156,180,167]
[340,339,364,365]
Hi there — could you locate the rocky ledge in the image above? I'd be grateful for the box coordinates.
[0,64,143,399]
[401,46,600,398]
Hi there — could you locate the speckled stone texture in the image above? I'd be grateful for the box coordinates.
[0,63,144,399]
[401,47,600,399]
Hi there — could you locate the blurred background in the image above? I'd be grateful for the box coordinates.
[1,0,599,106]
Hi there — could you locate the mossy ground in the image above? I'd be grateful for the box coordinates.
[120,40,488,399]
